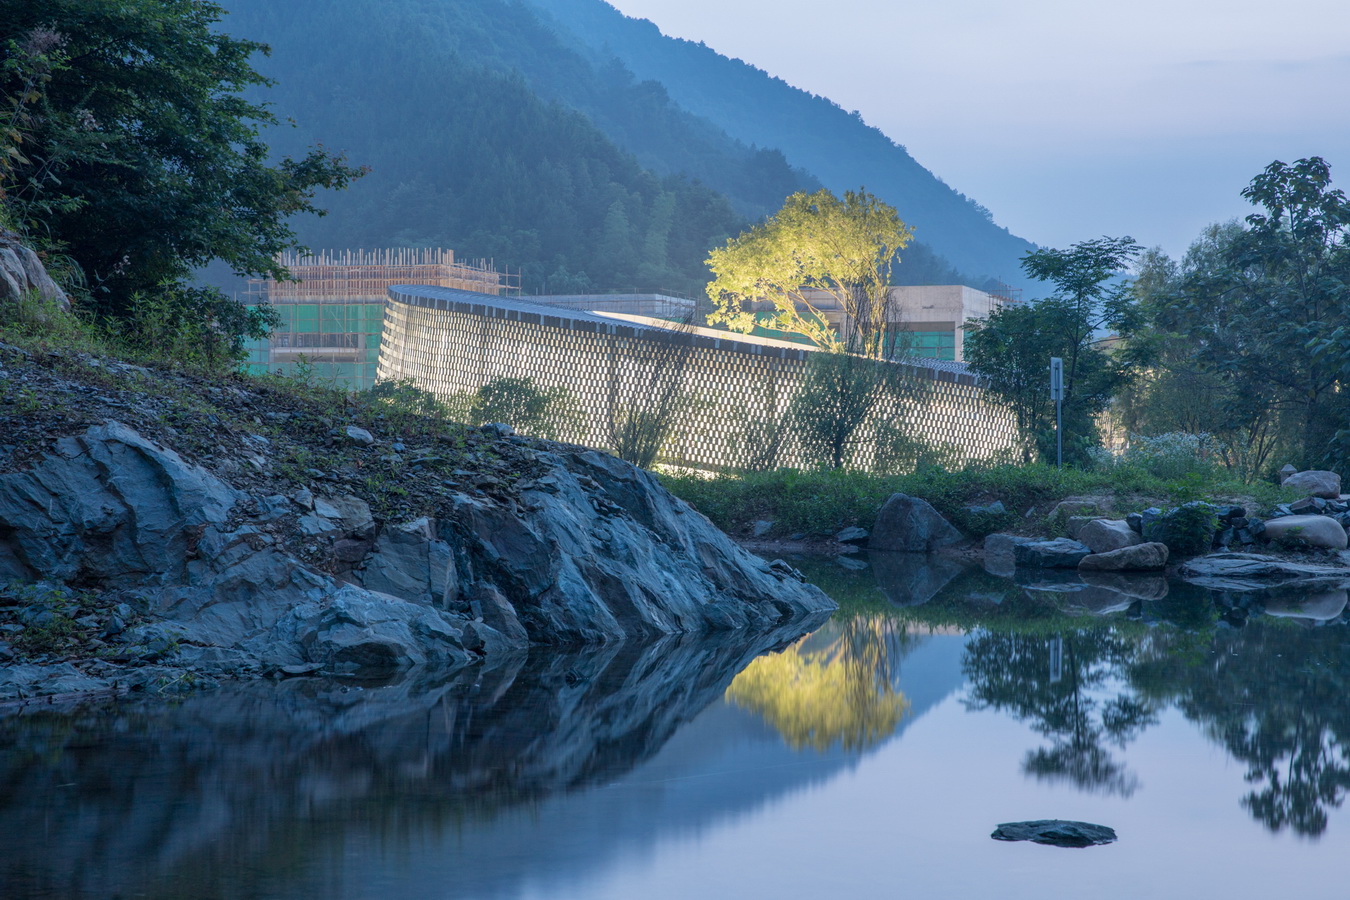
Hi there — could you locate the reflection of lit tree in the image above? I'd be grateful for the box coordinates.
[726,615,913,752]
[1130,623,1350,837]
[963,628,1157,797]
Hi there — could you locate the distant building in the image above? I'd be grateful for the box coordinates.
[749,283,1018,362]
[243,249,518,389]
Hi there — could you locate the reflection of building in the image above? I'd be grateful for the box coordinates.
[243,249,517,389]
[753,283,1019,361]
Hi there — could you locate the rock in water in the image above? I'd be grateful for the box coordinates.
[1013,538,1092,568]
[1078,541,1169,572]
[868,493,963,553]
[991,820,1117,847]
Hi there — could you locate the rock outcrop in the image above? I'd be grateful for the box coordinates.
[0,231,70,312]
[0,421,835,694]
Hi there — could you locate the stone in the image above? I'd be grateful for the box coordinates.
[751,519,774,537]
[1283,470,1341,499]
[344,425,375,446]
[835,526,870,545]
[983,533,1035,577]
[1064,516,1095,540]
[1014,538,1092,568]
[313,494,374,538]
[1049,499,1103,523]
[1079,571,1169,601]
[1262,514,1348,550]
[0,231,71,312]
[1126,512,1144,535]
[966,500,1006,516]
[1078,519,1144,554]
[1279,463,1299,483]
[869,493,963,553]
[1078,541,1169,572]
[991,820,1117,848]
[1180,552,1350,591]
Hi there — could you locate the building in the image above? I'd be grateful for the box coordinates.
[749,283,1018,362]
[243,249,517,389]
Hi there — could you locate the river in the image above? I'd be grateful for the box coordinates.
[3,552,1348,898]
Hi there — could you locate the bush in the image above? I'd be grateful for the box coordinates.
[1092,432,1221,482]
[470,376,579,440]
[119,282,278,374]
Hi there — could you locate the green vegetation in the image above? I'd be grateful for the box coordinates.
[0,0,362,321]
[964,236,1142,465]
[661,463,1293,539]
[706,189,912,358]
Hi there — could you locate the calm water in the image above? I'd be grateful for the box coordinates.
[3,554,1349,899]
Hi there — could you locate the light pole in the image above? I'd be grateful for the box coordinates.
[1050,357,1064,468]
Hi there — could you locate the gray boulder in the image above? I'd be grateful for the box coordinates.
[0,231,70,312]
[1283,470,1342,499]
[1078,519,1144,554]
[1078,542,1169,572]
[835,526,870,545]
[1262,514,1348,550]
[1014,538,1092,568]
[869,493,963,553]
[1180,552,1350,591]
[983,533,1034,576]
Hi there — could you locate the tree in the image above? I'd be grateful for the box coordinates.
[705,188,913,359]
[1160,158,1350,472]
[0,1,364,319]
[1125,226,1287,480]
[964,236,1141,464]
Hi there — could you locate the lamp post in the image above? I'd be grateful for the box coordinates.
[1050,357,1064,469]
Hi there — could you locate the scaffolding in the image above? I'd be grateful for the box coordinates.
[243,249,519,389]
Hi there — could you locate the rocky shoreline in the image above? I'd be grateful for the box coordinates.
[0,344,834,705]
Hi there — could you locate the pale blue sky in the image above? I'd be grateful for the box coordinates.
[605,0,1350,259]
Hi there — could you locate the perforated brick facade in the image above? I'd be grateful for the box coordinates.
[377,286,1017,470]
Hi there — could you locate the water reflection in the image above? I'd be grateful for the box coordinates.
[726,615,916,751]
[0,616,826,900]
[963,629,1157,797]
[788,550,1350,836]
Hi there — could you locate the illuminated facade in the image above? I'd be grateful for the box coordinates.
[377,286,1017,470]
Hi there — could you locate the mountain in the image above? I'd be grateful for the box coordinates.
[523,0,1038,290]
[215,0,1028,295]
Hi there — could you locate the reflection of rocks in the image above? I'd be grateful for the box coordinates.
[869,552,971,607]
[1079,572,1169,602]
[983,534,1034,577]
[0,616,825,899]
[1180,553,1350,592]
[1261,589,1348,622]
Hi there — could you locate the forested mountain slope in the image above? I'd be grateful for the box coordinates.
[525,0,1038,290]
[217,0,1018,294]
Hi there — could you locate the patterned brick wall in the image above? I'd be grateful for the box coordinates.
[377,286,1017,470]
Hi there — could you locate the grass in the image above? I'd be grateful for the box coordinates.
[661,463,1297,539]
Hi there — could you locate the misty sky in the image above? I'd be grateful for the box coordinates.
[605,0,1350,259]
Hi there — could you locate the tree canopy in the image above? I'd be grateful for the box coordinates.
[964,236,1141,464]
[0,0,363,317]
[705,188,913,359]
